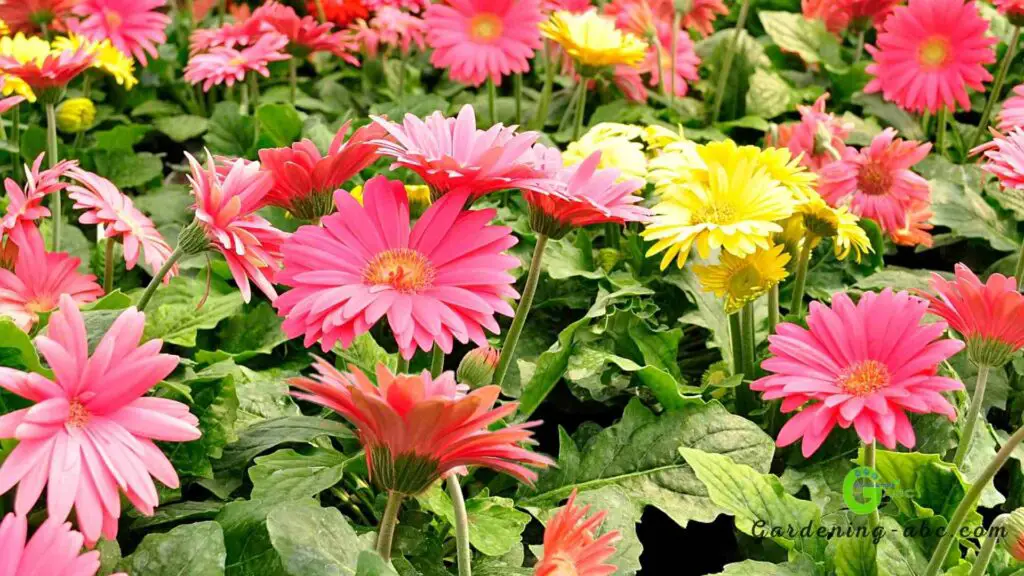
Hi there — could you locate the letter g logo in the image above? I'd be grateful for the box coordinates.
[843,466,884,515]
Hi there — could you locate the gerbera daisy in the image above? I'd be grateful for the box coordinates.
[643,24,699,98]
[70,0,169,66]
[693,243,790,314]
[563,122,648,181]
[802,0,849,34]
[189,17,265,54]
[535,490,621,576]
[0,33,95,94]
[52,34,138,89]
[864,0,996,114]
[313,0,369,28]
[0,0,77,34]
[544,0,593,14]
[755,146,818,202]
[0,73,35,103]
[842,0,901,30]
[752,289,965,456]
[184,32,290,91]
[456,345,500,387]
[0,514,107,576]
[276,177,520,359]
[541,9,647,70]
[602,0,657,39]
[184,152,289,302]
[613,64,648,102]
[0,226,102,331]
[365,0,432,12]
[252,1,358,62]
[371,104,544,202]
[0,153,76,246]
[999,84,1024,132]
[891,200,934,248]
[66,168,177,279]
[794,194,873,262]
[818,128,932,235]
[766,93,852,172]
[1005,509,1024,562]
[973,128,1024,190]
[257,120,388,220]
[372,6,427,56]
[0,295,200,544]
[425,0,543,87]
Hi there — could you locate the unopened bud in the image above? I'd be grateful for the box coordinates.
[457,346,500,388]
[56,97,95,133]
[177,221,211,256]
[812,122,842,161]
[1002,508,1024,561]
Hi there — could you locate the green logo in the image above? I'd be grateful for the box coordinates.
[843,466,885,515]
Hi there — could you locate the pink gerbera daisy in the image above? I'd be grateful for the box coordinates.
[642,24,699,98]
[998,84,1024,132]
[603,0,657,38]
[275,176,520,359]
[0,0,78,34]
[864,0,996,114]
[819,128,932,235]
[365,0,432,12]
[372,6,427,56]
[189,17,265,55]
[0,226,102,331]
[66,167,177,279]
[842,0,901,30]
[70,0,170,66]
[766,93,852,172]
[257,120,387,220]
[544,0,593,13]
[425,0,543,87]
[0,513,113,576]
[252,1,359,62]
[613,64,648,102]
[995,0,1024,22]
[184,32,290,91]
[973,128,1024,190]
[185,152,289,302]
[534,490,621,576]
[290,360,551,495]
[752,289,965,456]
[372,104,544,202]
[0,153,76,246]
[0,295,199,544]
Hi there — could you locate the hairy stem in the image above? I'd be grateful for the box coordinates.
[493,234,549,387]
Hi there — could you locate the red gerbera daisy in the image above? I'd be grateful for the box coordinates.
[0,0,78,34]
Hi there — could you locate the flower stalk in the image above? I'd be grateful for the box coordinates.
[447,473,473,576]
[767,284,779,335]
[970,25,1021,149]
[572,78,588,141]
[45,102,60,250]
[493,234,549,387]
[137,247,184,312]
[430,346,445,378]
[288,59,298,103]
[514,73,523,126]
[376,491,405,562]
[789,240,813,317]
[729,312,743,376]
[953,364,990,468]
[488,79,497,126]
[864,441,879,530]
[709,0,752,124]
[530,42,554,130]
[968,514,1009,576]
[104,238,115,293]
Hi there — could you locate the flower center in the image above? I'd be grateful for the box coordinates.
[546,557,579,576]
[836,360,891,396]
[918,36,951,69]
[228,56,246,67]
[68,399,90,428]
[727,264,763,299]
[104,9,122,29]
[363,248,435,293]
[469,13,503,43]
[856,162,893,196]
[694,202,737,225]
[24,296,56,314]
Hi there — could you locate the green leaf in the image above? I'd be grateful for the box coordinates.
[162,361,240,479]
[206,102,257,157]
[872,449,980,528]
[267,503,371,576]
[132,100,185,118]
[94,124,151,152]
[0,318,46,374]
[519,398,775,530]
[93,151,164,189]
[854,267,948,293]
[155,114,210,142]
[257,103,303,148]
[876,516,928,576]
[679,447,823,556]
[231,366,301,429]
[133,184,194,227]
[116,521,226,576]
[543,236,604,280]
[249,447,356,501]
[662,270,732,367]
[214,416,355,475]
[355,551,400,576]
[142,276,243,347]
[418,486,531,557]
[759,11,848,72]
[216,499,296,575]
[517,316,589,418]
[560,486,643,576]
[851,93,926,141]
[959,422,1005,508]
[746,69,794,119]
[833,534,878,576]
[712,560,817,575]
[197,300,289,363]
[130,501,225,531]
[334,332,396,377]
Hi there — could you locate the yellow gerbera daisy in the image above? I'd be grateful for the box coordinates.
[641,154,795,269]
[642,124,686,151]
[0,73,35,102]
[693,244,791,314]
[0,34,52,67]
[53,35,137,89]
[565,123,648,181]
[540,10,648,70]
[796,194,873,262]
[756,147,817,202]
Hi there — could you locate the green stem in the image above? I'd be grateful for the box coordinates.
[493,234,548,387]
[709,0,752,124]
[653,35,669,99]
[1015,237,1024,282]
[447,474,472,576]
[741,302,756,380]
[82,74,92,99]
[864,441,879,530]
[488,79,497,125]
[969,514,1009,576]
[430,346,445,378]
[572,76,588,141]
[923,423,1024,576]
[605,223,620,249]
[971,25,1021,149]
[248,73,260,109]
[513,73,522,126]
[936,107,948,156]
[397,50,407,102]
[954,364,991,468]
[375,491,404,563]
[396,355,409,374]
[768,284,779,335]
[789,240,813,317]
[729,312,743,377]
[137,247,184,312]
[218,0,226,25]
[103,237,115,293]
[239,82,249,116]
[10,104,20,176]
[288,58,298,103]
[529,42,554,130]
[853,28,866,64]
[45,102,60,250]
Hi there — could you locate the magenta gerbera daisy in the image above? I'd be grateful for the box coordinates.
[864,0,996,113]
[425,0,544,87]
[275,176,520,360]
[184,32,290,91]
[70,0,170,66]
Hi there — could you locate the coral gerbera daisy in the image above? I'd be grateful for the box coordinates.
[258,120,387,220]
[365,0,432,12]
[0,295,200,544]
[999,84,1024,132]
[313,0,369,28]
[0,33,95,94]
[0,513,108,576]
[0,0,78,35]
[753,289,964,456]
[891,200,934,248]
[66,168,177,279]
[818,128,932,235]
[275,176,520,359]
[802,0,849,34]
[0,226,102,331]
[534,490,621,576]
[864,0,996,114]
[766,93,852,172]
[541,9,647,70]
[70,0,169,66]
[1,153,76,246]
[995,0,1024,22]
[189,17,265,54]
[425,0,543,87]
[252,1,358,62]
[184,152,289,302]
[973,128,1024,190]
[184,32,290,91]
[694,243,791,314]
[372,104,544,202]
[842,0,901,30]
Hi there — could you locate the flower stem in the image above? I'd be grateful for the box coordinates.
[45,102,60,250]
[288,59,298,104]
[572,77,588,141]
[853,28,866,64]
[1016,238,1024,283]
[789,240,813,318]
[729,312,743,378]
[669,11,680,108]
[529,42,554,130]
[397,50,407,102]
[709,0,752,124]
[971,25,1021,149]
[313,0,327,22]
[447,473,472,576]
[137,247,184,312]
[487,79,497,126]
[969,514,1009,576]
[239,82,250,116]
[513,73,522,126]
[954,364,991,468]
[396,355,409,374]
[923,423,1024,576]
[430,346,445,378]
[767,284,779,335]
[741,302,756,380]
[376,491,404,563]
[10,104,20,177]
[653,35,669,99]
[864,441,879,530]
[248,73,260,109]
[935,107,948,156]
[493,234,548,388]
[104,237,115,293]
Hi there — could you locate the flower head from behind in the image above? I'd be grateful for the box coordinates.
[694,244,790,314]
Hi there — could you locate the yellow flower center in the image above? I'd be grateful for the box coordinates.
[470,14,503,43]
[68,399,90,428]
[694,202,737,225]
[228,56,246,67]
[104,9,122,29]
[363,249,435,293]
[24,297,55,314]
[857,162,893,196]
[918,36,951,69]
[727,264,763,300]
[836,360,891,396]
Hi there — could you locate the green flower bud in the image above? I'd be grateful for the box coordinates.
[457,346,500,388]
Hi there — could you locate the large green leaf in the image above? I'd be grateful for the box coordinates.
[231,366,302,430]
[266,504,372,576]
[257,103,303,148]
[206,102,257,157]
[93,151,164,189]
[334,332,397,377]
[712,559,817,575]
[746,69,795,119]
[130,500,225,531]
[249,447,358,501]
[759,11,847,72]
[418,486,531,557]
[516,316,589,418]
[833,534,878,576]
[142,276,244,347]
[161,361,240,479]
[197,300,289,363]
[215,416,355,475]
[155,114,210,142]
[116,521,226,576]
[872,449,981,528]
[0,318,46,374]
[876,517,928,576]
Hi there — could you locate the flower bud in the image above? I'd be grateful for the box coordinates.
[1002,508,1024,561]
[177,221,211,256]
[56,97,96,133]
[457,346,499,388]
[407,185,432,218]
[812,121,842,161]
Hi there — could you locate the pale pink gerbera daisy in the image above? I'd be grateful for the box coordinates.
[0,295,199,544]
[642,24,699,98]
[290,360,551,495]
[189,17,265,55]
[0,226,102,331]
[252,1,359,63]
[66,168,177,279]
[372,104,544,202]
[819,128,932,235]
[425,0,543,87]
[0,153,76,246]
[766,93,852,172]
[999,84,1024,132]
[535,490,621,576]
[275,176,520,359]
[752,289,965,457]
[184,32,290,91]
[973,128,1024,190]
[70,0,170,66]
[864,0,996,114]
[0,513,119,576]
[185,152,289,302]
